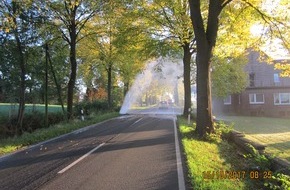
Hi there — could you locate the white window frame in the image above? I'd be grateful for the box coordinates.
[224,95,231,105]
[274,93,290,105]
[249,93,264,104]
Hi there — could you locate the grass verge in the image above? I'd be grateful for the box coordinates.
[220,116,290,162]
[178,117,263,190]
[0,112,119,156]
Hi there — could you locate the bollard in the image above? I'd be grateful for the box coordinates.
[81,109,84,121]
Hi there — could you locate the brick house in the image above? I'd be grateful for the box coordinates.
[213,51,290,118]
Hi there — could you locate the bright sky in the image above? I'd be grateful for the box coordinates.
[250,0,290,59]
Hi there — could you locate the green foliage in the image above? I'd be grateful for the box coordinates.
[275,62,290,77]
[243,144,272,171]
[265,173,290,190]
[138,0,194,47]
[243,145,290,189]
[205,121,233,143]
[211,56,248,98]
[74,100,111,116]
[178,117,258,189]
[0,111,65,137]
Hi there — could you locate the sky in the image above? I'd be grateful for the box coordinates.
[257,0,290,59]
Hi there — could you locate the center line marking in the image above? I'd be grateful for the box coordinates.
[58,143,105,174]
[132,118,143,125]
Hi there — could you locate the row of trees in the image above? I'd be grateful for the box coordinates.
[0,0,289,137]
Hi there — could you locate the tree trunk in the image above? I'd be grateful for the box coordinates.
[45,44,49,128]
[47,45,66,117]
[124,81,129,98]
[107,63,112,108]
[183,43,192,116]
[195,48,214,136]
[188,0,223,137]
[0,75,3,101]
[14,30,25,135]
[67,30,77,120]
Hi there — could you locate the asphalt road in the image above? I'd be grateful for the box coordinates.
[126,106,183,115]
[0,114,186,190]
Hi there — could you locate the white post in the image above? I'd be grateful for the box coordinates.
[81,109,84,121]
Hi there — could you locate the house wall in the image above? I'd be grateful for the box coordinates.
[246,51,290,87]
[213,51,290,118]
[240,88,290,117]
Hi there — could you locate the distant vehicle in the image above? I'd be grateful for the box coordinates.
[159,101,169,109]
[167,99,174,106]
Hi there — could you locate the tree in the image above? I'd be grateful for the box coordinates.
[45,0,100,119]
[45,43,69,115]
[275,61,290,77]
[114,11,154,99]
[188,0,290,137]
[78,1,152,108]
[137,0,195,116]
[77,1,120,108]
[0,0,42,134]
[211,56,248,97]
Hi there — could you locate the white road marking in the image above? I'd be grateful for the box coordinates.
[58,117,143,174]
[173,117,186,190]
[132,118,143,125]
[58,143,105,174]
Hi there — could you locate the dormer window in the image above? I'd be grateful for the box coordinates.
[274,73,280,84]
[249,73,255,87]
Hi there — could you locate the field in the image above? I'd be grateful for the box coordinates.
[0,103,64,116]
[219,116,290,162]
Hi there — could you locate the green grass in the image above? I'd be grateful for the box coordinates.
[219,116,290,162]
[0,112,119,155]
[178,117,262,190]
[0,103,65,116]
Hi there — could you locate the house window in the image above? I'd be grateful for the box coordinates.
[224,95,231,105]
[274,73,280,84]
[274,93,290,105]
[249,73,255,87]
[249,93,264,104]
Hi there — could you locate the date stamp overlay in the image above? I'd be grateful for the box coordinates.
[202,170,272,180]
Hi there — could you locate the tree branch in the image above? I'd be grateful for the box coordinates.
[221,0,233,9]
[242,0,290,50]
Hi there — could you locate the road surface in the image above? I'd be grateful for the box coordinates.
[0,114,186,190]
[126,106,183,115]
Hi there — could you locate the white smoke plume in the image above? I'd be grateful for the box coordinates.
[120,57,184,114]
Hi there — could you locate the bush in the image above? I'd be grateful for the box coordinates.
[243,144,272,171]
[22,111,65,132]
[48,112,65,125]
[0,111,65,137]
[205,121,233,143]
[22,111,44,132]
[74,100,110,116]
[265,173,290,190]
